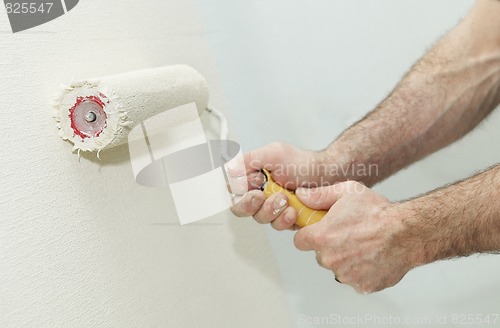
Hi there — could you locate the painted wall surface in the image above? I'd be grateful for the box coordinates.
[197,0,500,327]
[0,1,292,327]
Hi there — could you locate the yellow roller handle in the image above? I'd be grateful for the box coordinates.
[261,169,326,227]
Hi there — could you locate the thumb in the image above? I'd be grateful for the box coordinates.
[295,183,348,210]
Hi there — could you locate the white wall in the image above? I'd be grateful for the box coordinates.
[197,0,500,327]
[0,1,293,327]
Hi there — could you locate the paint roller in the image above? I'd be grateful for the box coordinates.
[53,65,324,226]
[53,65,210,154]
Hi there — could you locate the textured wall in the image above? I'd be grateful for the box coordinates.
[0,1,292,327]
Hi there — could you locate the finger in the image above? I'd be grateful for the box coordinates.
[232,194,243,204]
[243,152,266,174]
[244,143,284,174]
[230,190,266,217]
[247,171,266,190]
[227,175,250,195]
[295,181,361,210]
[253,193,288,224]
[271,206,297,231]
[227,170,267,196]
[225,151,246,177]
[293,226,317,251]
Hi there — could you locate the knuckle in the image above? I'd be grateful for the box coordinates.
[361,287,375,295]
[293,231,305,249]
[357,282,375,295]
[350,180,367,193]
[230,207,242,217]
[230,203,247,217]
[268,141,286,150]
[344,275,359,287]
[266,142,291,159]
[322,256,336,270]
[252,199,274,223]
[344,180,358,190]
[315,255,325,267]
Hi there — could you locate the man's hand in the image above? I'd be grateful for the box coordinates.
[293,181,416,294]
[229,142,333,231]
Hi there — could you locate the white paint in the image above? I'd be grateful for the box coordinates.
[197,0,500,327]
[0,1,292,327]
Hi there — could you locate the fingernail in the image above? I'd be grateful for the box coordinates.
[272,197,287,215]
[284,210,296,223]
[295,188,310,197]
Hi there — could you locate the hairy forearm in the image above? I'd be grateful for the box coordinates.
[322,0,500,186]
[397,164,500,265]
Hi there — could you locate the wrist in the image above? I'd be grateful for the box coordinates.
[385,202,434,268]
[315,146,349,185]
[319,143,379,187]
